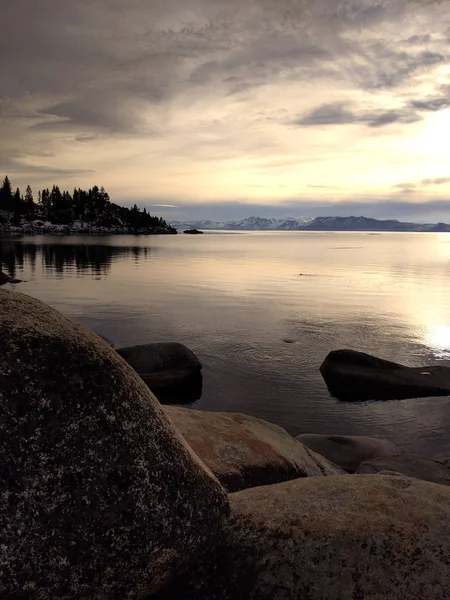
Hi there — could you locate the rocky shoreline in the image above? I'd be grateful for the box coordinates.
[0,220,177,236]
[1,288,449,599]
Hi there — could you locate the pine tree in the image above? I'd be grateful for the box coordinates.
[12,187,22,224]
[25,185,33,204]
[24,185,35,221]
[0,175,13,215]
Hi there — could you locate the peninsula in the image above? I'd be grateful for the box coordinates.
[0,175,176,235]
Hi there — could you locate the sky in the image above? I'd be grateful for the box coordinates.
[2,0,450,221]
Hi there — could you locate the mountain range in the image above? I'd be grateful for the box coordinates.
[170,216,450,232]
[170,216,313,231]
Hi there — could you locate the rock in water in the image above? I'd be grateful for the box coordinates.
[0,289,228,600]
[320,349,450,400]
[116,342,202,389]
[158,475,450,600]
[357,454,450,486]
[0,270,11,284]
[296,433,402,472]
[165,407,343,491]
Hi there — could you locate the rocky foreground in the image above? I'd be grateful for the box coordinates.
[1,288,450,599]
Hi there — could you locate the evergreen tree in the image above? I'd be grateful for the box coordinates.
[12,187,22,223]
[24,185,36,221]
[0,175,13,215]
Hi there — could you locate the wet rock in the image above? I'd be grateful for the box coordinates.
[116,342,202,392]
[357,454,450,486]
[0,289,228,600]
[157,475,450,600]
[296,433,402,472]
[0,271,21,285]
[164,407,343,492]
[320,349,450,400]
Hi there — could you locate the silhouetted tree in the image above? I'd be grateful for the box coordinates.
[12,188,22,224]
[0,175,176,233]
[0,176,13,216]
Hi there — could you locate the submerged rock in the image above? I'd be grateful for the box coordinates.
[116,342,202,396]
[320,349,450,400]
[164,407,343,492]
[0,289,228,600]
[357,454,450,486]
[296,433,402,472]
[157,475,450,600]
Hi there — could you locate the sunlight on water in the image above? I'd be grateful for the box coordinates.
[426,325,450,359]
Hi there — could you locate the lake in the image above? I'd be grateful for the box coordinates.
[2,231,450,459]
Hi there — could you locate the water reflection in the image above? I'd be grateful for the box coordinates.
[0,238,155,278]
[2,232,450,459]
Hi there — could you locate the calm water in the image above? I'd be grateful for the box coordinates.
[2,231,450,459]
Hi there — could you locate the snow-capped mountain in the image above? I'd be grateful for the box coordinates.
[170,215,450,232]
[169,216,314,230]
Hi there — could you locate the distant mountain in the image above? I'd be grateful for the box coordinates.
[170,215,450,232]
[304,216,450,232]
[170,216,313,231]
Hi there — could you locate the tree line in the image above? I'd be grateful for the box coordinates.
[0,175,174,231]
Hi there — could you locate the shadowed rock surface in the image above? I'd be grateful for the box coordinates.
[0,289,228,600]
[296,433,402,472]
[320,349,450,400]
[357,454,450,486]
[117,342,202,392]
[154,475,450,600]
[164,407,343,492]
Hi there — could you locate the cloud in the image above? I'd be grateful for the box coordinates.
[410,97,450,111]
[295,102,420,127]
[2,0,450,209]
[394,176,450,191]
[405,34,432,44]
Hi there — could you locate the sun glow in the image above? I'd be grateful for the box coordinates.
[426,325,450,356]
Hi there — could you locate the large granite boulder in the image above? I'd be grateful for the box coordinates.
[296,433,402,472]
[0,289,229,600]
[164,407,343,492]
[156,475,450,599]
[117,342,203,402]
[320,349,450,400]
[357,454,450,486]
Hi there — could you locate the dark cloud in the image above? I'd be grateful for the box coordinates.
[295,102,420,127]
[410,97,450,111]
[406,34,432,44]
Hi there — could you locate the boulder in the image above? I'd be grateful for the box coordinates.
[0,289,228,600]
[0,271,21,284]
[156,475,450,600]
[296,433,402,472]
[320,349,450,400]
[116,342,202,393]
[357,454,450,486]
[164,407,343,492]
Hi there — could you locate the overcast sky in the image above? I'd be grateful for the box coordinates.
[2,0,450,221]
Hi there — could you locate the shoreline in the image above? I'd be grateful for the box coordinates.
[0,222,177,236]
